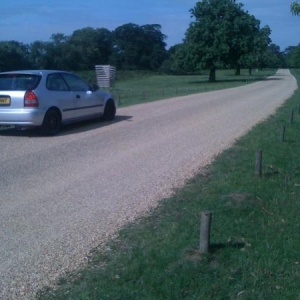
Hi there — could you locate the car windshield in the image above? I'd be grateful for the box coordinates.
[0,74,41,91]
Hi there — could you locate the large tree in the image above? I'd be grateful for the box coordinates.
[110,23,167,70]
[28,40,50,69]
[239,25,272,73]
[291,1,300,15]
[228,15,270,75]
[0,41,30,71]
[182,0,268,82]
[47,33,70,70]
[69,27,113,70]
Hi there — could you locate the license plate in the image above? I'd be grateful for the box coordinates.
[0,96,11,105]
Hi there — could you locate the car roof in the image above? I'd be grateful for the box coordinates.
[0,70,71,76]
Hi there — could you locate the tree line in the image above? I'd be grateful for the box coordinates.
[0,24,167,72]
[0,0,298,81]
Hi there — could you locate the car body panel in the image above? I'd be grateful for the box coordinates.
[0,107,46,125]
[73,90,104,119]
[0,70,116,130]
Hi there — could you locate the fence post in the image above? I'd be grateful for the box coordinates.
[255,150,263,177]
[290,109,294,124]
[200,211,212,254]
[280,125,286,142]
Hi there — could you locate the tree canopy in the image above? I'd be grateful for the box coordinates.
[0,11,293,76]
[0,41,30,71]
[0,24,167,72]
[110,23,167,70]
[291,1,300,15]
[285,44,300,68]
[176,0,271,81]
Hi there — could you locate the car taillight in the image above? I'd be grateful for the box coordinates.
[24,91,39,107]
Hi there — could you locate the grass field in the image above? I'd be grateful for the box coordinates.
[80,69,276,107]
[38,69,300,300]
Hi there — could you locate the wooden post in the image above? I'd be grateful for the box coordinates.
[255,150,263,177]
[280,125,286,142]
[290,109,294,124]
[200,211,212,254]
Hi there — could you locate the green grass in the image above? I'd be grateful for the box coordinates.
[38,69,300,300]
[79,69,276,107]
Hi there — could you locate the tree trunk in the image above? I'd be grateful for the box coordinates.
[248,68,252,75]
[235,65,241,76]
[209,67,216,82]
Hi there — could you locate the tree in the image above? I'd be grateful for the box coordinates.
[110,23,167,70]
[28,28,114,71]
[140,24,167,70]
[171,43,199,73]
[27,41,49,69]
[239,25,272,73]
[291,1,300,15]
[47,33,70,70]
[260,44,286,68]
[0,23,168,72]
[0,41,30,71]
[69,27,113,70]
[228,14,268,75]
[182,0,268,82]
[286,44,300,68]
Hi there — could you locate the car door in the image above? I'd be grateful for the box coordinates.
[61,73,105,120]
[46,73,75,122]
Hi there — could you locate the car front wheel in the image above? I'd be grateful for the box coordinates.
[103,100,116,121]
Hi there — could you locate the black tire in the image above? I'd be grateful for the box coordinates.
[40,109,61,136]
[103,100,116,121]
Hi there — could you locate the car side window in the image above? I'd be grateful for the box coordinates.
[47,74,69,91]
[61,73,91,91]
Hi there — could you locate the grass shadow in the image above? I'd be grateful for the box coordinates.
[189,77,283,85]
[210,241,246,253]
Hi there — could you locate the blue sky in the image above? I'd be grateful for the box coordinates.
[0,0,299,51]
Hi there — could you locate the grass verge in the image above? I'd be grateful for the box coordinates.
[80,69,276,107]
[38,70,300,300]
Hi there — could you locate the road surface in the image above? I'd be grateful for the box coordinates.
[0,69,297,299]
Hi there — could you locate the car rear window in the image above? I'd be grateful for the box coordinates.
[0,74,41,91]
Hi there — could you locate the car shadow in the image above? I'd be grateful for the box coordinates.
[0,115,133,138]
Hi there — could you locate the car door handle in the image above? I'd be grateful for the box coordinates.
[76,94,81,99]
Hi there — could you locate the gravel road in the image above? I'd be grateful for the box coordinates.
[0,69,297,299]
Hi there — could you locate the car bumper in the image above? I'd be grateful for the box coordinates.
[0,108,46,126]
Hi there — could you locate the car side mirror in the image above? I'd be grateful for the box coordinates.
[91,84,99,92]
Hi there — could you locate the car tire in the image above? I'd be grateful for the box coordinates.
[41,109,61,136]
[103,99,116,121]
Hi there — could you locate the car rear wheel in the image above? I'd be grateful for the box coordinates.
[41,109,61,136]
[103,100,116,121]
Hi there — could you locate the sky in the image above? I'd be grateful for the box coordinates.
[0,0,299,51]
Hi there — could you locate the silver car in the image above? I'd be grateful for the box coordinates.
[0,70,117,135]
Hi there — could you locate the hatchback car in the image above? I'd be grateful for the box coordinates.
[0,70,117,135]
